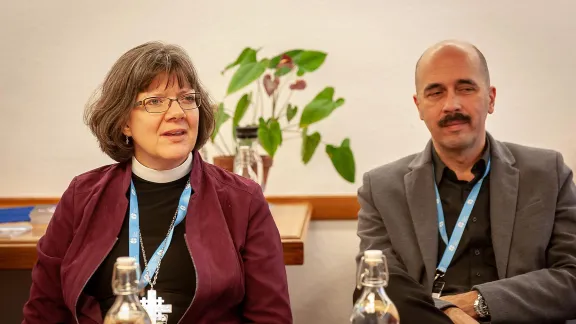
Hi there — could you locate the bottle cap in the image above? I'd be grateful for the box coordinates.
[364,250,383,262]
[116,256,136,266]
[236,125,259,139]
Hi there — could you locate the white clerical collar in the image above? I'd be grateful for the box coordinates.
[131,153,193,183]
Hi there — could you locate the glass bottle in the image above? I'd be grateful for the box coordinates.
[103,257,152,324]
[233,126,264,189]
[350,250,400,324]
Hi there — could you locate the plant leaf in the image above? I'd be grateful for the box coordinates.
[274,54,295,76]
[289,80,307,90]
[263,74,280,96]
[232,93,251,138]
[269,49,303,68]
[233,93,251,125]
[299,87,345,127]
[211,103,230,142]
[227,59,269,95]
[275,66,292,77]
[286,104,298,122]
[301,128,321,164]
[325,138,356,183]
[293,50,327,75]
[222,47,258,74]
[258,118,282,157]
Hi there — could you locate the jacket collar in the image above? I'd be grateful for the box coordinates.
[408,132,516,170]
[431,136,491,185]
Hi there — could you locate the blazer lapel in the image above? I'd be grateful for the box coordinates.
[405,142,439,290]
[488,135,519,279]
[69,162,132,315]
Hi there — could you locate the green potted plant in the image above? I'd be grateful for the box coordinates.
[209,47,356,186]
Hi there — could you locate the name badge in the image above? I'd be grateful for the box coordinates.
[432,280,445,299]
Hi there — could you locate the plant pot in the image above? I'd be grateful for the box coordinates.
[212,155,273,190]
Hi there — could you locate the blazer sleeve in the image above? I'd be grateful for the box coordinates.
[473,152,576,323]
[355,171,453,324]
[356,170,406,271]
[22,177,77,324]
[241,184,293,324]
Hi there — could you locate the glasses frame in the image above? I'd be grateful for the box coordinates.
[134,92,202,114]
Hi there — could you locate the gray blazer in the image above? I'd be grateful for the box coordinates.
[356,133,576,323]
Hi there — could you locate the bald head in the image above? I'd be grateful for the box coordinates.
[415,40,490,91]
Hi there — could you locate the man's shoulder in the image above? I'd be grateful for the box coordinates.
[492,138,570,185]
[365,153,420,181]
[498,140,560,167]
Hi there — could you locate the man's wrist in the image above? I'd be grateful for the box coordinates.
[473,291,491,319]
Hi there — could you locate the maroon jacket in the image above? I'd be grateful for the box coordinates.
[22,151,292,323]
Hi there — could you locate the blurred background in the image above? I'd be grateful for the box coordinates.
[1,0,575,323]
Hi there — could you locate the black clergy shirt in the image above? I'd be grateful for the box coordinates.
[84,173,196,322]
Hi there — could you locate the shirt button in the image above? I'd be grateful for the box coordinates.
[474,249,481,256]
[476,272,481,277]
[472,217,478,223]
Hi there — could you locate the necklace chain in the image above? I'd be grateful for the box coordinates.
[139,179,189,289]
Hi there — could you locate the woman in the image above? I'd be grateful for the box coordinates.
[22,41,292,324]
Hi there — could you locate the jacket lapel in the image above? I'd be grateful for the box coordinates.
[487,134,519,279]
[405,141,438,290]
[406,133,519,285]
[69,162,132,317]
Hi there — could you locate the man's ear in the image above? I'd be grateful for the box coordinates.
[413,94,424,120]
[488,86,496,114]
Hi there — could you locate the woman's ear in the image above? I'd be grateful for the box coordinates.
[122,124,132,137]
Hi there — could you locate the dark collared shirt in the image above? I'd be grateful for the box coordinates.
[85,173,195,322]
[432,141,499,295]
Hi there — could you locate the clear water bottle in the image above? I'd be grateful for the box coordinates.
[233,126,264,189]
[350,250,400,324]
[103,257,152,324]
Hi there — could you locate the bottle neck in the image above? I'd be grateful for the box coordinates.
[362,261,387,288]
[237,146,253,161]
[112,267,140,295]
[236,137,258,149]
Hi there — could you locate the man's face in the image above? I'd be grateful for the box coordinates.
[413,47,496,152]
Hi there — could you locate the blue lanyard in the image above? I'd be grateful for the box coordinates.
[434,159,491,275]
[128,179,192,288]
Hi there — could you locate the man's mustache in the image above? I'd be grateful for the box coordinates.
[438,113,471,127]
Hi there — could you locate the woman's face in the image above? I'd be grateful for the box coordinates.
[123,72,200,170]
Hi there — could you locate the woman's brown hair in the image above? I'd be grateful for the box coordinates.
[84,41,215,163]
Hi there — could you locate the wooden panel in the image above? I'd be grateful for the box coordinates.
[280,241,304,265]
[0,203,312,268]
[0,222,48,244]
[0,244,38,269]
[0,195,360,220]
[270,203,311,239]
[269,203,312,266]
[0,198,60,207]
[267,195,359,220]
[0,222,45,269]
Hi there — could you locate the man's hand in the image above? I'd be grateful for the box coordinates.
[440,291,478,318]
[443,307,479,324]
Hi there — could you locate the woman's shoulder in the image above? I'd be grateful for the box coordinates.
[69,162,129,193]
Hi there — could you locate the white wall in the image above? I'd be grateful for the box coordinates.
[1,0,575,197]
[1,1,576,323]
[286,221,360,324]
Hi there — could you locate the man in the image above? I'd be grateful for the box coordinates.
[354,40,576,324]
